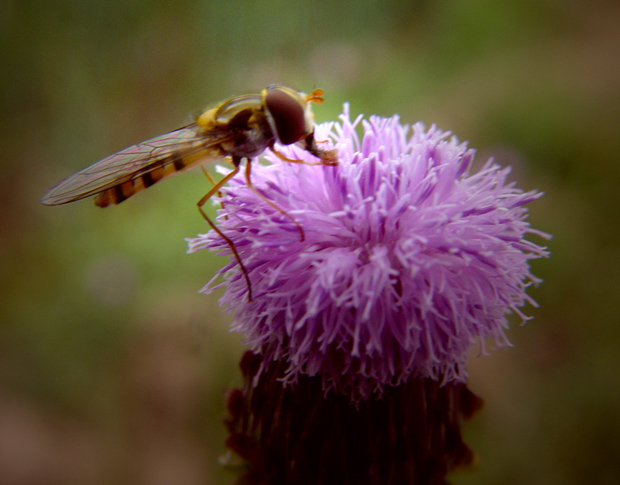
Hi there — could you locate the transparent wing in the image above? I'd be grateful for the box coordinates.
[41,123,233,205]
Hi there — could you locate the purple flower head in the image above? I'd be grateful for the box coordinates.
[187,105,550,399]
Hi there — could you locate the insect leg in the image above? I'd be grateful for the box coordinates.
[197,164,253,302]
[269,141,338,167]
[201,167,228,218]
[244,161,305,242]
[201,166,220,190]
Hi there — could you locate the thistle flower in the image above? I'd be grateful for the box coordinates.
[187,105,549,400]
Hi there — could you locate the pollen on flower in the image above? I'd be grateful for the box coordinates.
[187,104,550,400]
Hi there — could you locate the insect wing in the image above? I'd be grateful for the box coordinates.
[41,124,232,205]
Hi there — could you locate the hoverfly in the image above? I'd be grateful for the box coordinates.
[41,84,338,301]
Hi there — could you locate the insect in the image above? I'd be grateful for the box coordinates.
[41,84,338,301]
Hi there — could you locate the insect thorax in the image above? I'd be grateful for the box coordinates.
[220,110,275,159]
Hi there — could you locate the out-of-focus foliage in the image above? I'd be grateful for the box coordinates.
[1,0,618,483]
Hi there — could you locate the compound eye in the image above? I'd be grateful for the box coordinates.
[265,87,307,145]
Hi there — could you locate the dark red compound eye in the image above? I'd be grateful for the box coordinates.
[265,87,307,145]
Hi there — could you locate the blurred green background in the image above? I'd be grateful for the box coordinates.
[1,0,619,483]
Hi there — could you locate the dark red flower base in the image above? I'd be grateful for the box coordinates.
[223,351,483,485]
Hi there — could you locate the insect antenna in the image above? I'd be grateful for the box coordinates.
[304,88,325,104]
[198,164,253,302]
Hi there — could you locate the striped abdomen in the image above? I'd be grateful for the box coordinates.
[94,149,211,207]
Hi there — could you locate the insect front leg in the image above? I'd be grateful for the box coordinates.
[197,161,253,302]
[269,140,338,167]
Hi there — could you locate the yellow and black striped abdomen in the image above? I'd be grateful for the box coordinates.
[41,124,232,207]
[94,147,221,207]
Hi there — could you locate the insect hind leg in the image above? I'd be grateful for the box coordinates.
[201,166,229,218]
[197,163,253,302]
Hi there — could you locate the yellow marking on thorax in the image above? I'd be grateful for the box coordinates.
[196,109,217,131]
